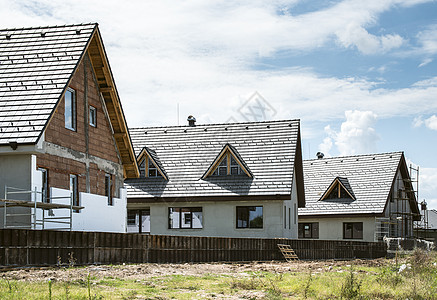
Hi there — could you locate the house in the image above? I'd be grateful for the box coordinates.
[0,23,138,232]
[299,152,421,242]
[125,118,305,238]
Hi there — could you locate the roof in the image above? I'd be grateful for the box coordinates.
[319,176,356,201]
[299,152,417,216]
[125,119,304,203]
[0,23,138,177]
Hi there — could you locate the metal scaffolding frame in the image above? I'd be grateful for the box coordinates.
[1,185,84,230]
[375,164,420,241]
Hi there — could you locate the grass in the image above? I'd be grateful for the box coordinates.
[0,250,436,299]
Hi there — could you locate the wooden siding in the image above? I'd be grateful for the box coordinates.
[0,229,386,267]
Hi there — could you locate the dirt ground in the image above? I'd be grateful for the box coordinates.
[0,258,390,283]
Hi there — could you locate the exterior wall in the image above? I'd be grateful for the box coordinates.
[282,171,299,238]
[41,187,127,233]
[130,200,285,238]
[38,53,123,197]
[299,216,377,242]
[0,154,33,228]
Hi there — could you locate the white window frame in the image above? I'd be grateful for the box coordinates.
[89,106,97,127]
[64,88,76,131]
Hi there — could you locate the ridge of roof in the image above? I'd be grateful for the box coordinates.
[130,119,300,131]
[304,151,403,162]
[0,23,98,32]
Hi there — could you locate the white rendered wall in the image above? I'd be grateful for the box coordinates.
[148,200,285,238]
[298,216,376,242]
[282,171,299,239]
[43,187,127,233]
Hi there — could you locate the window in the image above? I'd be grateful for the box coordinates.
[168,207,203,229]
[321,177,355,201]
[211,153,244,176]
[89,106,97,127]
[38,167,49,203]
[64,88,76,131]
[343,222,363,239]
[148,159,157,177]
[284,206,286,229]
[139,157,161,178]
[70,174,79,211]
[105,174,113,206]
[298,223,319,239]
[127,210,136,225]
[236,206,263,228]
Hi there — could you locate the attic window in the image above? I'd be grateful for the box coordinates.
[139,157,161,178]
[137,147,168,180]
[320,177,355,201]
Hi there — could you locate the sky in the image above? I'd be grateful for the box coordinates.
[1,0,436,209]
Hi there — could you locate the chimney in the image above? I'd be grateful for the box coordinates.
[316,152,324,159]
[187,115,196,127]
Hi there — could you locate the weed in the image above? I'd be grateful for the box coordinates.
[65,281,70,299]
[87,273,91,300]
[48,278,52,299]
[340,267,362,299]
[303,270,313,299]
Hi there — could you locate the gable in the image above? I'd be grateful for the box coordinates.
[202,144,252,179]
[0,23,139,178]
[320,177,356,201]
[0,24,96,145]
[137,147,168,180]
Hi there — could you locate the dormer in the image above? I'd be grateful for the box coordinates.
[137,147,168,180]
[319,177,355,201]
[202,144,252,179]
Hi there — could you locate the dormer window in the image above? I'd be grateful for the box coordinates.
[139,156,161,178]
[203,144,251,179]
[320,177,355,201]
[137,147,168,180]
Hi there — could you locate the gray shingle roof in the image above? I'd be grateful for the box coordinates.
[300,152,403,216]
[125,120,300,199]
[0,23,96,144]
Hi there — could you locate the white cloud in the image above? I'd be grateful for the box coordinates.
[412,114,437,131]
[336,24,404,54]
[412,116,423,127]
[418,58,433,67]
[424,115,437,130]
[0,0,435,128]
[318,111,379,156]
[417,24,437,55]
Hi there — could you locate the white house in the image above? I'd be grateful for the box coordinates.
[299,152,420,242]
[125,118,305,238]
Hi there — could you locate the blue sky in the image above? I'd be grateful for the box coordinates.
[1,0,436,208]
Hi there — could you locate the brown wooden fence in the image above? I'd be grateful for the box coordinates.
[0,229,386,267]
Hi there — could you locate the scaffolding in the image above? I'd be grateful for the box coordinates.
[1,185,84,230]
[375,164,420,241]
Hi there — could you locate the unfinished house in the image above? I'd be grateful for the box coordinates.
[0,23,138,232]
[299,152,421,242]
[125,119,305,238]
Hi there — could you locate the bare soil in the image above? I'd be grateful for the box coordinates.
[0,258,390,283]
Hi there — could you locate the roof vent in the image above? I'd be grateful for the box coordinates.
[316,152,324,159]
[41,32,46,37]
[187,115,196,127]
[76,29,81,35]
[6,34,11,40]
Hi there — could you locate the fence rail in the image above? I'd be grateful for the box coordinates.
[0,229,386,267]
